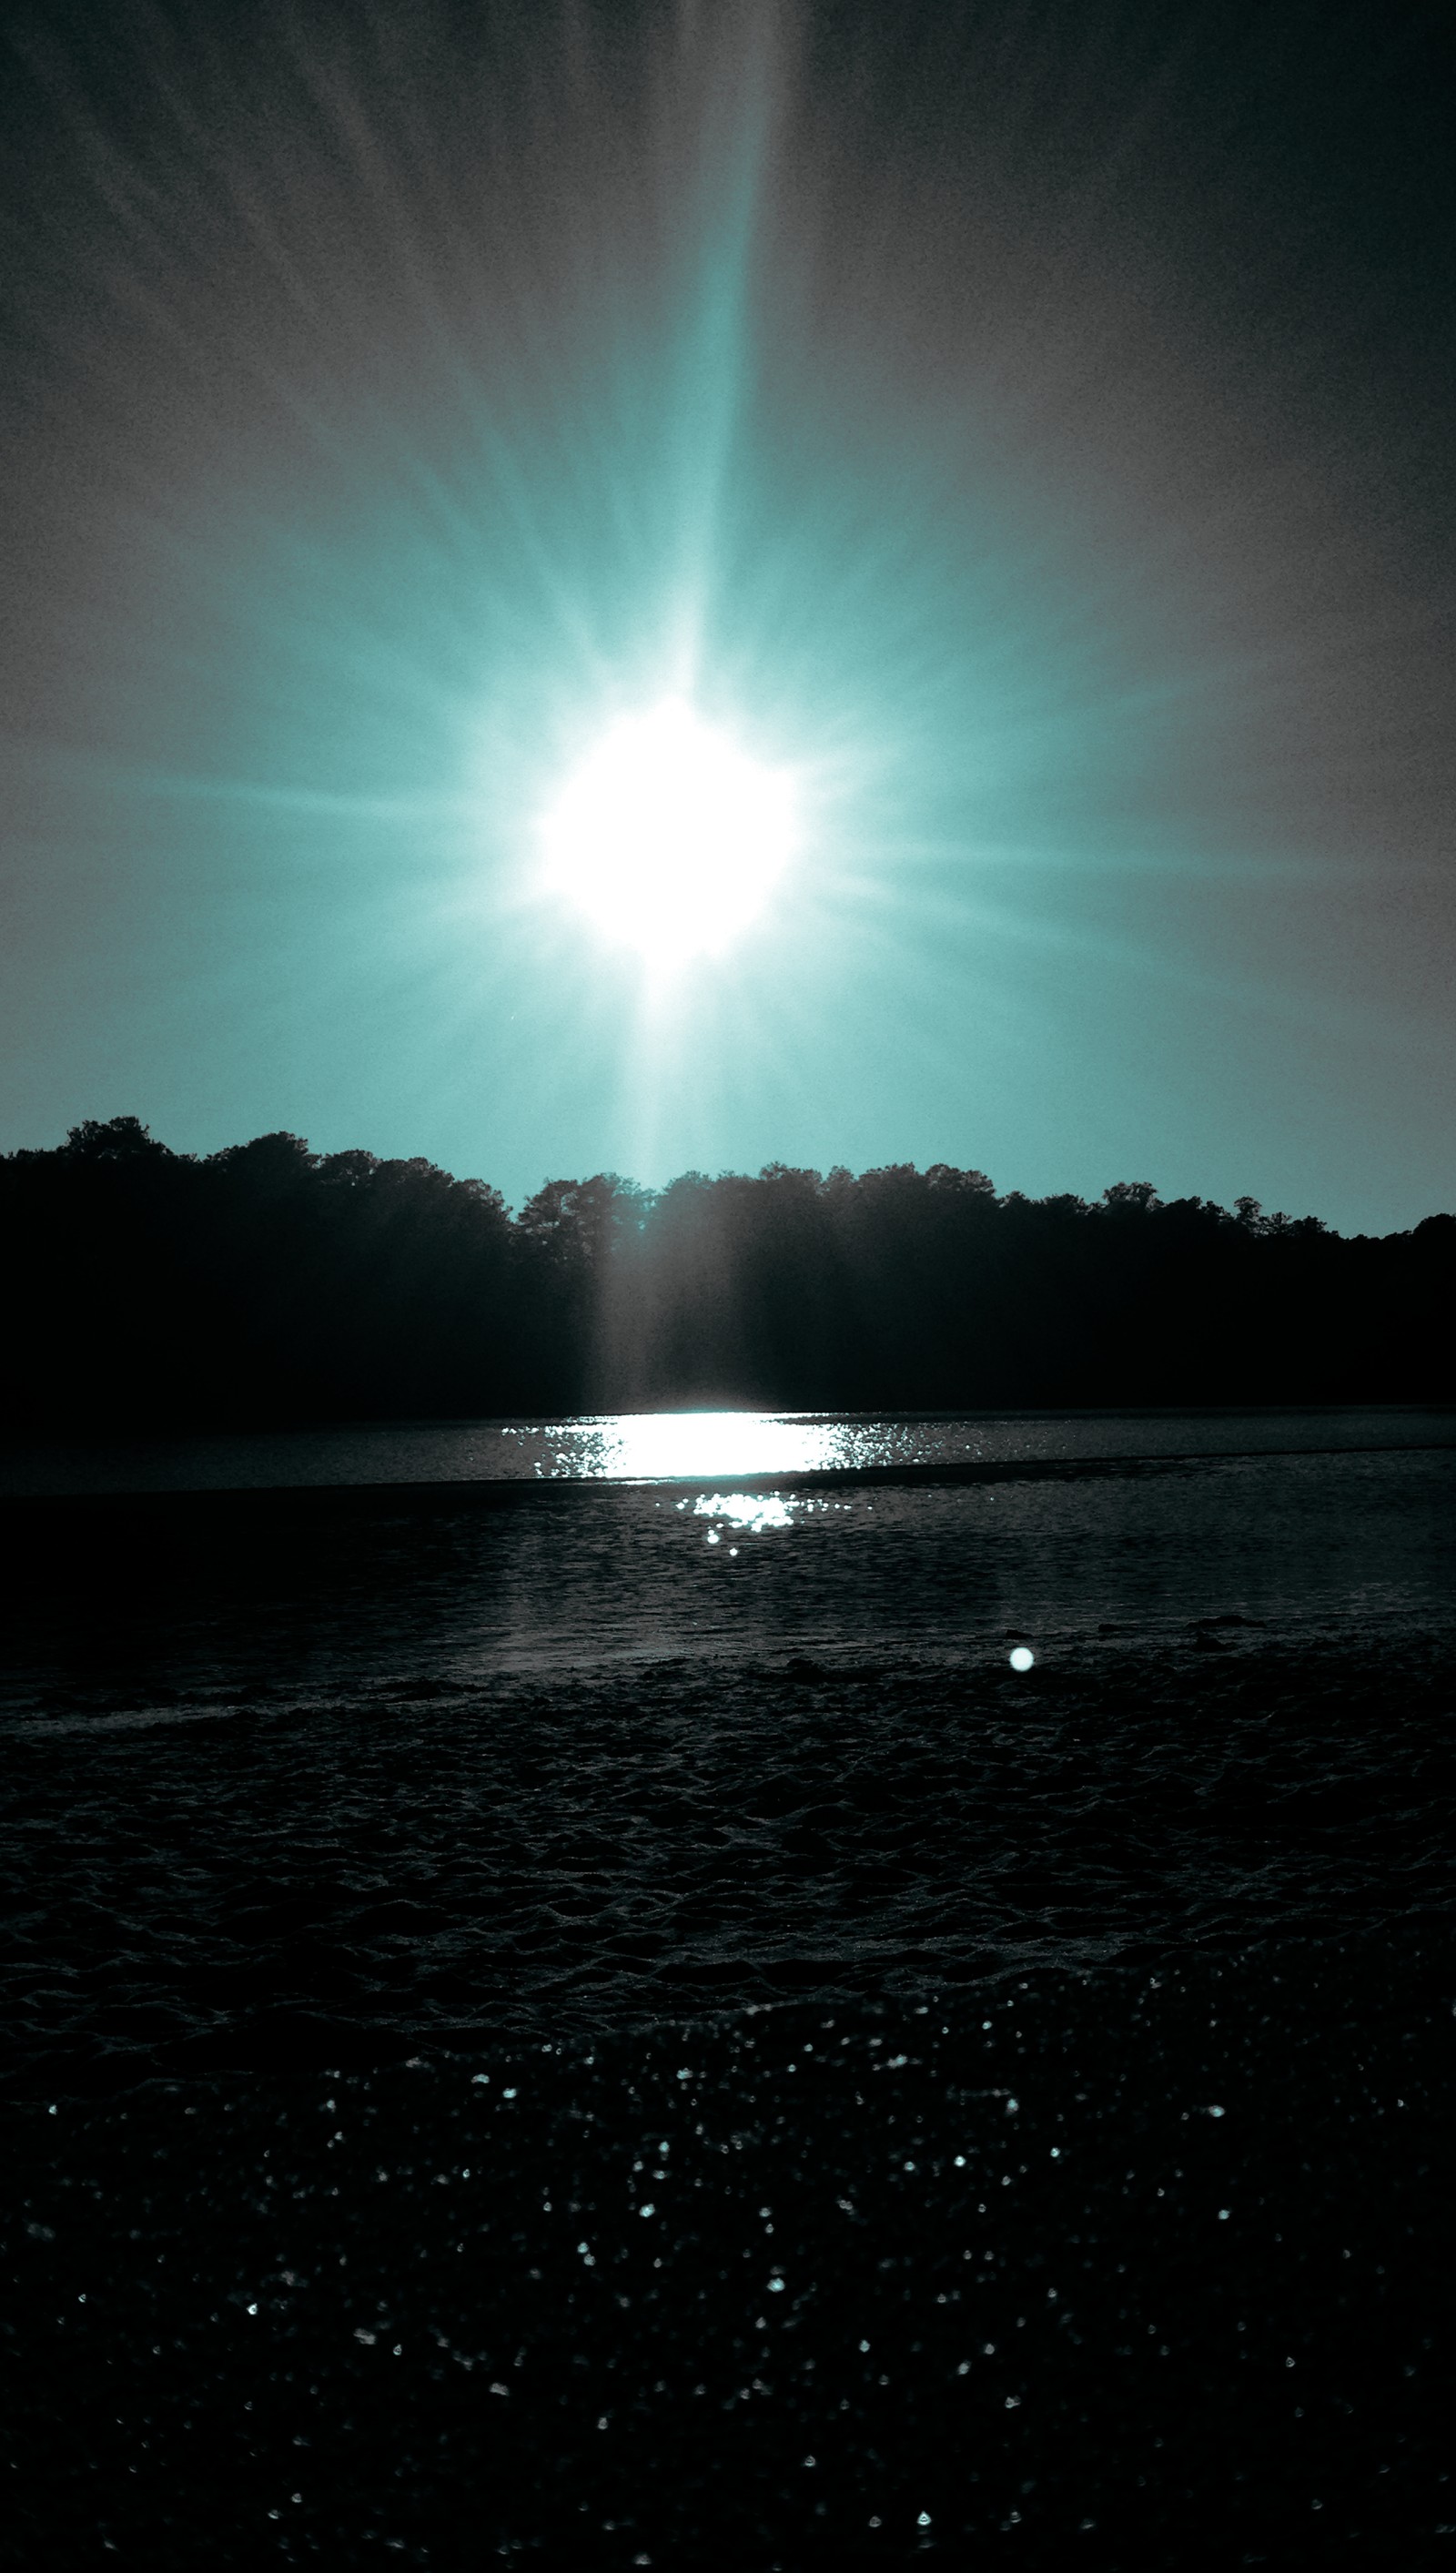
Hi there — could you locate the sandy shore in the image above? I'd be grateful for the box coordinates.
[8,1938,1451,2567]
[3,1479,1452,2562]
[4,1631,1453,2091]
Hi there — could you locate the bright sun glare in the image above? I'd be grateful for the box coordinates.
[541,698,798,968]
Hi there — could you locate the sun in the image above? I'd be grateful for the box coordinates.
[541,698,799,968]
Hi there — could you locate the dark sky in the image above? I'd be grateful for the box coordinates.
[2,0,1451,1229]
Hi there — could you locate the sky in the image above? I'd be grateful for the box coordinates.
[1,0,1451,1231]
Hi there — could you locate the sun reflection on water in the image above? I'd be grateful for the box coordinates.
[692,1491,794,1532]
[559,1411,848,1483]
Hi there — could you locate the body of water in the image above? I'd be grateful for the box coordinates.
[2,1445,1454,1714]
[3,1401,1453,1494]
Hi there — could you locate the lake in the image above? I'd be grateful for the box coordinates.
[3,1400,1453,1494]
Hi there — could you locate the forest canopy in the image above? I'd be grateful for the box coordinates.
[2,1118,1451,1428]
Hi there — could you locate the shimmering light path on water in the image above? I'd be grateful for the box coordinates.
[3,1405,1453,1497]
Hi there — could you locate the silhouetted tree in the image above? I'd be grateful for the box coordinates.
[1,1123,1451,1427]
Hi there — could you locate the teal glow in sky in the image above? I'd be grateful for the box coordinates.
[1,0,1452,1231]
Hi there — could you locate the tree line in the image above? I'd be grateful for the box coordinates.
[2,1116,1451,1428]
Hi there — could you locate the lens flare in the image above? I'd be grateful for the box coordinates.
[540,698,799,969]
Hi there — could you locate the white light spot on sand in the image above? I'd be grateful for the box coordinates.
[1008,1646,1036,1671]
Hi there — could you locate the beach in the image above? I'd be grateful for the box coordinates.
[4,1437,1454,2562]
